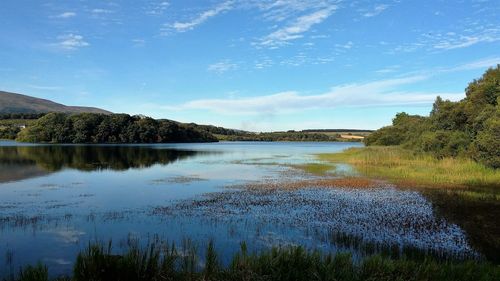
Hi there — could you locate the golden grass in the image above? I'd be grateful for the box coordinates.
[340,134,365,140]
[318,146,500,189]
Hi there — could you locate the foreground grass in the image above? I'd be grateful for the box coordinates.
[318,146,500,188]
[3,241,500,281]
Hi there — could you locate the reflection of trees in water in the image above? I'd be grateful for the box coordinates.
[422,189,500,263]
[0,145,209,176]
[0,163,49,183]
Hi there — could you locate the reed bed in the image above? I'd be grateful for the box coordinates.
[153,183,478,260]
[318,146,500,188]
[3,241,499,281]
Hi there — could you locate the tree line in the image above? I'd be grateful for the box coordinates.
[189,124,350,142]
[16,113,218,143]
[365,65,500,168]
[219,131,340,142]
[0,113,46,120]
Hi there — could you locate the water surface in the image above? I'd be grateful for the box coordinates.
[0,141,478,276]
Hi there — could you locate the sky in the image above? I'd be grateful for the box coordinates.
[0,0,499,131]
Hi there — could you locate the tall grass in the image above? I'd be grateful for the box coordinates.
[318,146,500,188]
[4,241,500,281]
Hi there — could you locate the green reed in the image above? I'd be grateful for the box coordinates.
[3,240,499,281]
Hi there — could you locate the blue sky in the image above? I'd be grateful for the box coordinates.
[0,0,499,131]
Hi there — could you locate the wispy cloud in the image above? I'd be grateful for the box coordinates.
[257,6,337,48]
[55,34,89,51]
[254,57,274,69]
[91,8,113,14]
[254,0,337,22]
[335,41,354,50]
[55,12,76,19]
[375,65,400,74]
[377,57,499,78]
[442,57,500,72]
[164,75,462,115]
[145,1,169,15]
[164,1,233,33]
[132,38,146,47]
[27,84,62,91]
[207,60,238,74]
[363,4,388,17]
[433,32,500,50]
[391,24,500,53]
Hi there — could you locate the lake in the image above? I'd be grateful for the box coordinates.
[0,141,480,276]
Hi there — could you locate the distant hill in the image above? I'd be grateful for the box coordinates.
[0,91,111,114]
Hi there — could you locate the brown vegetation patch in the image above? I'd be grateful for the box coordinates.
[228,177,383,191]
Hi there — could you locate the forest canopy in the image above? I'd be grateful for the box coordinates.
[16,113,218,143]
[365,65,500,168]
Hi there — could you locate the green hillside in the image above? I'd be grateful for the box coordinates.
[0,91,111,114]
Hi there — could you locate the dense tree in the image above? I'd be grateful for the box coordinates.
[16,113,218,143]
[0,113,46,120]
[364,113,427,146]
[0,125,21,139]
[471,102,500,168]
[365,65,500,168]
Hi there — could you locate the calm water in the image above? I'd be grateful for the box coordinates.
[0,141,478,276]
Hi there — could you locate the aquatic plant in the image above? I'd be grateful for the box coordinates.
[154,184,479,260]
[3,241,500,281]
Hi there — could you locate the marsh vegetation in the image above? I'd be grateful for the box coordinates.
[4,241,499,281]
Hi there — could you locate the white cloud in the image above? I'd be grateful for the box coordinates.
[391,25,500,53]
[165,75,463,115]
[145,1,169,15]
[363,4,389,17]
[257,6,337,48]
[443,57,500,72]
[207,60,238,74]
[254,57,274,69]
[434,33,500,50]
[27,85,62,91]
[56,34,89,51]
[254,0,337,22]
[55,12,76,18]
[91,8,113,14]
[335,41,353,49]
[375,65,400,74]
[165,1,233,33]
[132,38,146,47]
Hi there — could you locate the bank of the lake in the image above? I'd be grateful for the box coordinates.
[318,146,500,189]
[317,146,500,262]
